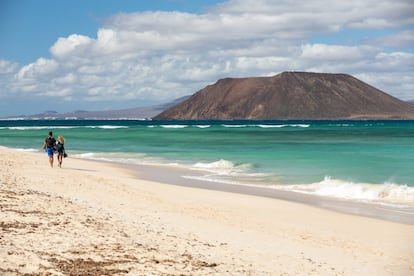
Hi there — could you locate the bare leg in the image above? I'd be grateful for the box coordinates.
[49,155,54,168]
[58,155,63,168]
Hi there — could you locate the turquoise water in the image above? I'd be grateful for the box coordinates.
[1,120,413,206]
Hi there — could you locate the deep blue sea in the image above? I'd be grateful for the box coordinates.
[1,119,413,207]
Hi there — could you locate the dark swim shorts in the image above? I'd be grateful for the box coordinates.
[46,147,55,156]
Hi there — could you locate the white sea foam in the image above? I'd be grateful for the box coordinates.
[257,124,310,128]
[142,124,310,129]
[289,124,310,128]
[182,175,247,186]
[276,176,414,207]
[221,124,310,128]
[257,124,286,128]
[76,152,98,158]
[85,125,128,129]
[160,125,188,129]
[15,148,39,152]
[329,123,354,127]
[74,151,142,159]
[190,159,262,180]
[73,152,172,167]
[192,159,239,175]
[221,124,248,128]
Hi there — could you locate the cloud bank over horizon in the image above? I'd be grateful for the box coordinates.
[1,0,413,116]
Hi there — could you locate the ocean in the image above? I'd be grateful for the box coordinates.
[1,119,413,208]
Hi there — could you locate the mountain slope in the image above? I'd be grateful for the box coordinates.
[154,72,414,120]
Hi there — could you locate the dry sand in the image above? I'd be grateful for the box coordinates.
[1,146,413,275]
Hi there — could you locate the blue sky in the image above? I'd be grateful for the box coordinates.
[0,0,223,63]
[0,0,413,116]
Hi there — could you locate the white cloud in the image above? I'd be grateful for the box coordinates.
[355,72,414,99]
[16,58,59,80]
[0,60,19,74]
[212,0,414,29]
[367,30,414,49]
[1,0,414,115]
[54,73,77,85]
[300,44,379,61]
[50,34,94,59]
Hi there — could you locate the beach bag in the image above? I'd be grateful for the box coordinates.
[63,152,68,158]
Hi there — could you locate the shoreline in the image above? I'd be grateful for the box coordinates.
[122,162,414,225]
[1,146,414,275]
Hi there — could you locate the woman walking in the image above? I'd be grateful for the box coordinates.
[57,136,66,168]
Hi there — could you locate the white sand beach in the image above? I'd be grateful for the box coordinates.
[1,146,413,275]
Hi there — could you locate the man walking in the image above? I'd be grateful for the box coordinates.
[44,131,56,168]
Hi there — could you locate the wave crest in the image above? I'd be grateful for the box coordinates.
[86,125,128,129]
[192,159,252,175]
[280,176,414,207]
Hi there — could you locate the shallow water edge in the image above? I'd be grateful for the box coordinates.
[120,161,414,225]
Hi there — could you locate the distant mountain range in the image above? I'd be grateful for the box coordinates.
[155,72,414,120]
[4,96,190,120]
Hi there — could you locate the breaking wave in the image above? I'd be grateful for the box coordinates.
[85,125,128,129]
[160,125,188,129]
[275,176,414,207]
[222,124,310,128]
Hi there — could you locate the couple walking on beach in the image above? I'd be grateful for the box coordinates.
[43,131,67,168]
